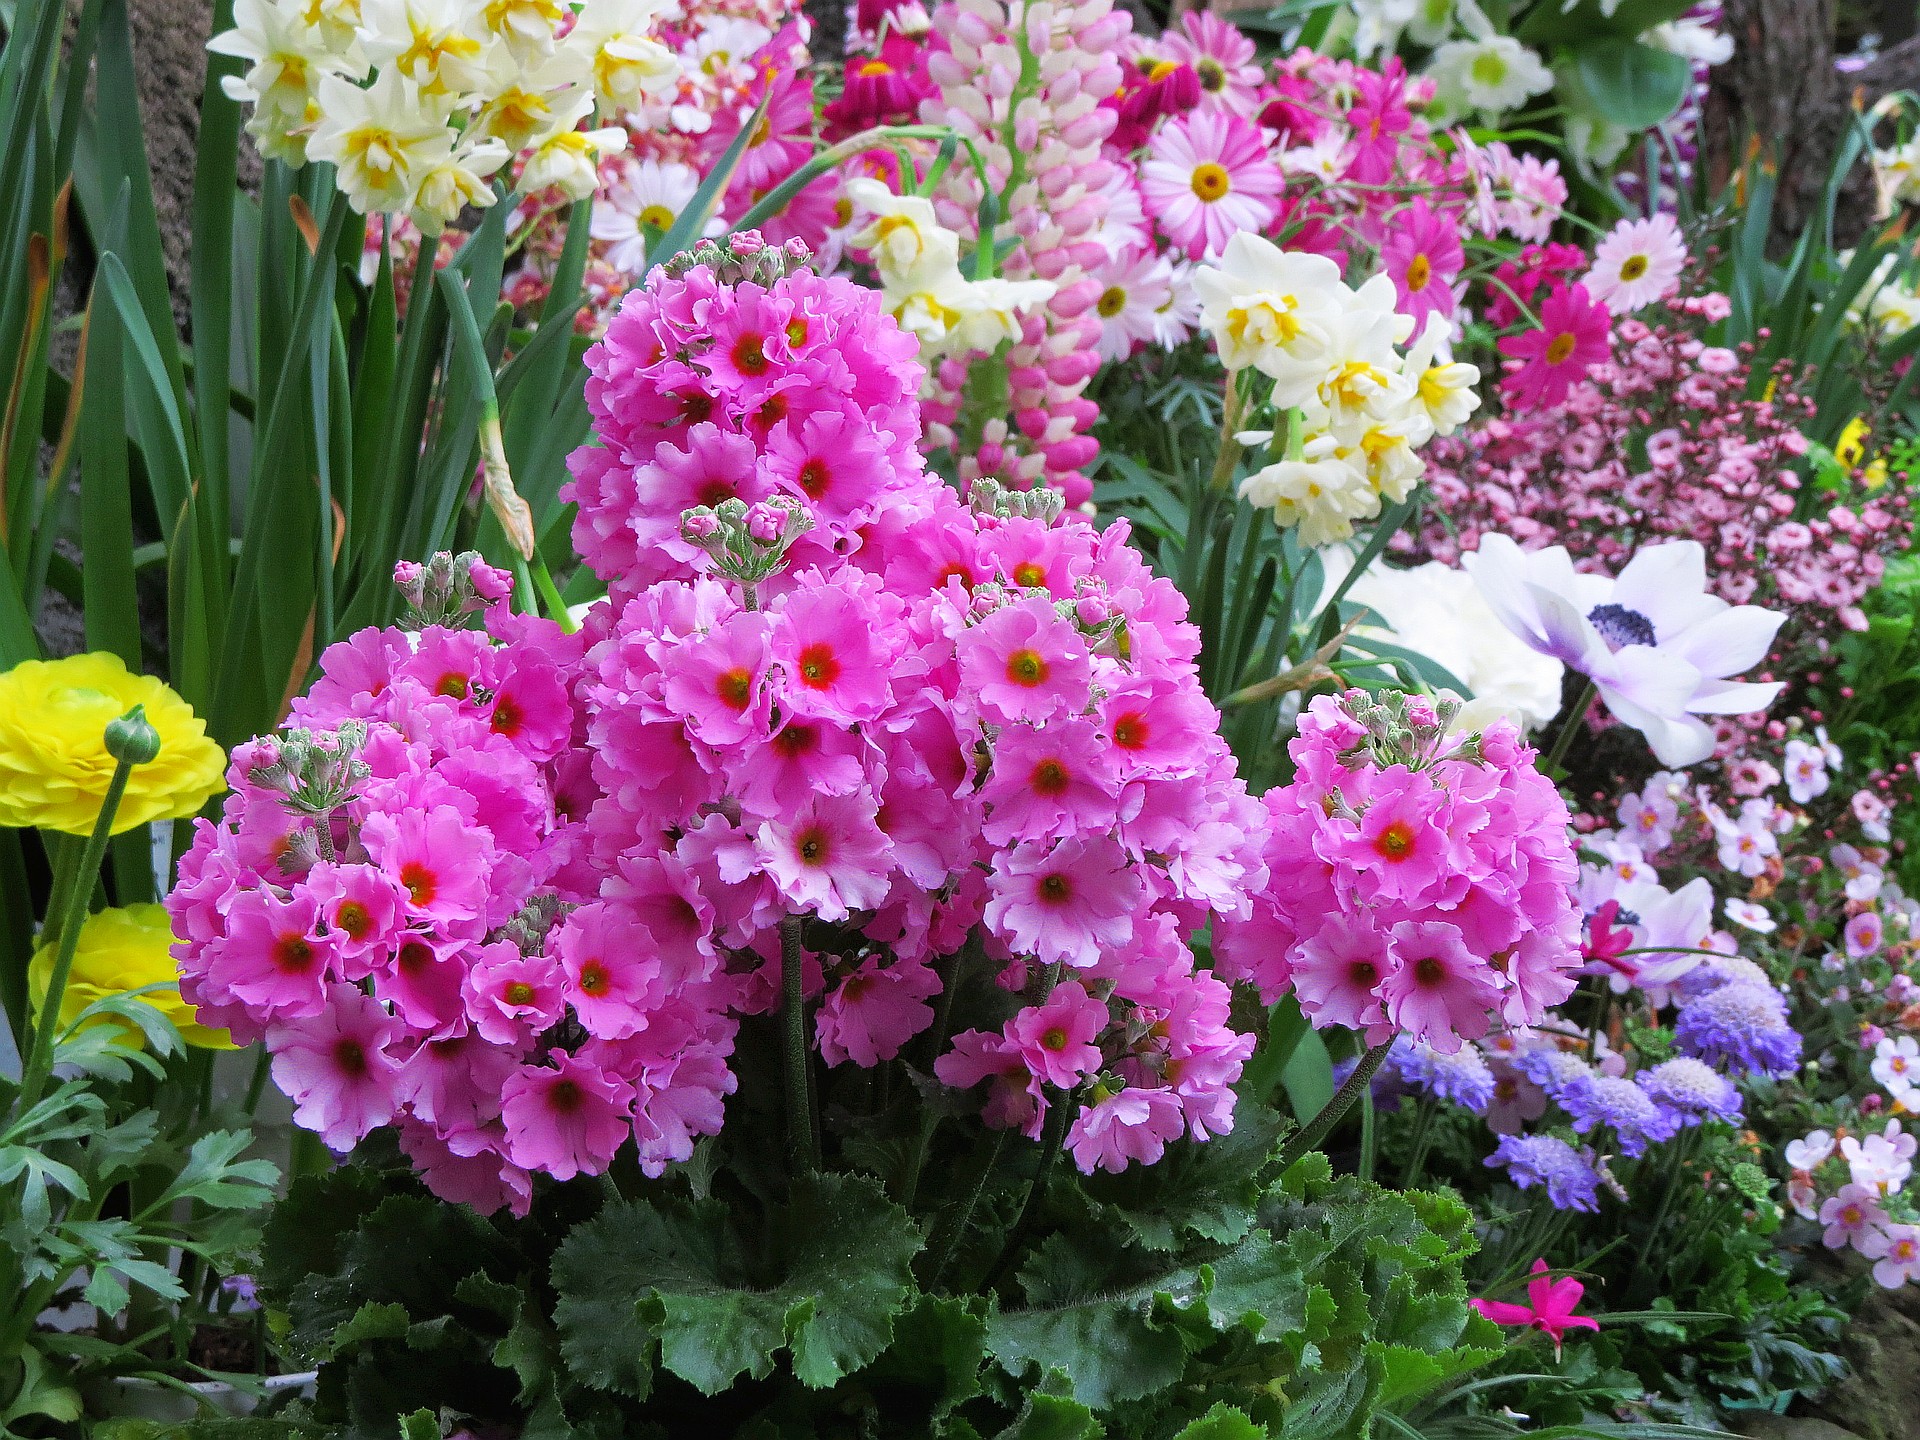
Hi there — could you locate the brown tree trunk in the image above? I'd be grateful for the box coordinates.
[1705,0,1920,252]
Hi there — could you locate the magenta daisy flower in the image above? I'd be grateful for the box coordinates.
[1141,111,1283,261]
[1381,199,1464,330]
[1496,281,1610,412]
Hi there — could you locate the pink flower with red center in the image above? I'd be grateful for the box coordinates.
[396,1032,515,1135]
[703,285,800,400]
[815,957,942,1066]
[936,1030,1043,1136]
[374,932,469,1036]
[267,984,402,1151]
[555,901,663,1040]
[1289,913,1397,1043]
[1335,768,1452,904]
[756,791,895,922]
[1067,1085,1187,1173]
[1099,677,1219,778]
[1007,981,1108,1090]
[959,597,1093,724]
[1140,110,1283,261]
[304,865,402,975]
[464,941,566,1045]
[1380,920,1502,1052]
[211,890,333,1018]
[1470,1259,1600,1359]
[362,805,494,927]
[1381,200,1464,330]
[986,835,1143,969]
[642,424,774,522]
[500,1053,634,1182]
[980,718,1121,846]
[660,612,775,748]
[761,411,908,530]
[1497,282,1610,412]
[731,716,869,817]
[772,581,898,724]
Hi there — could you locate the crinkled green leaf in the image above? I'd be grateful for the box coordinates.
[553,1171,923,1398]
[1083,1099,1283,1250]
[992,1386,1103,1440]
[1173,1402,1264,1440]
[985,1233,1187,1410]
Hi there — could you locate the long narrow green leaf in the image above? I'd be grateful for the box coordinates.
[190,0,242,648]
[648,86,772,271]
[77,282,140,670]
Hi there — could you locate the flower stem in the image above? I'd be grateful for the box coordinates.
[1208,372,1248,492]
[928,1127,1008,1291]
[1539,676,1598,778]
[980,1092,1070,1292]
[17,749,138,1113]
[779,914,819,1173]
[1273,1040,1395,1177]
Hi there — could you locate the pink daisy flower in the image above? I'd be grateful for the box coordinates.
[267,984,403,1151]
[1381,200,1464,330]
[1497,282,1610,412]
[1161,11,1263,114]
[500,1053,634,1182]
[755,791,895,922]
[1007,981,1109,1090]
[985,835,1143,969]
[1582,213,1687,315]
[1141,111,1283,261]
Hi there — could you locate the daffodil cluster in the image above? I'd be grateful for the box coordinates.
[1193,231,1481,548]
[210,0,679,233]
[844,178,1057,361]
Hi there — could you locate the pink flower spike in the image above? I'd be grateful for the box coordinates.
[1469,1260,1600,1359]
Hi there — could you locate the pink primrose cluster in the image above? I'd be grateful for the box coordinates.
[1215,691,1584,1054]
[914,0,1134,508]
[562,238,928,603]
[172,249,1278,1200]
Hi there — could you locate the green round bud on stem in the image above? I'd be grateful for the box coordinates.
[104,704,162,765]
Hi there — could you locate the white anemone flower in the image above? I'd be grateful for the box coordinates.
[1464,536,1785,768]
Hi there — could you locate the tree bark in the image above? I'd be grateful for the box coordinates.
[1705,0,1920,252]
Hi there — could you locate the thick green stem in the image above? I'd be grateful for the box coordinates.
[1274,1040,1395,1176]
[1540,676,1599,778]
[779,915,819,1172]
[17,750,137,1113]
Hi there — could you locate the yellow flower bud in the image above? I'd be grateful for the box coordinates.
[0,653,226,835]
[29,904,234,1051]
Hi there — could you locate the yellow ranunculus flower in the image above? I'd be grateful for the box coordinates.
[29,904,234,1050]
[1835,415,1871,470]
[0,653,226,835]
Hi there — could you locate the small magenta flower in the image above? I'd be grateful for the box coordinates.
[1470,1259,1601,1359]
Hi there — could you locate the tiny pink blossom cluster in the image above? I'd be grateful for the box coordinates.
[916,0,1134,508]
[173,254,1275,1200]
[563,243,928,603]
[1214,691,1583,1054]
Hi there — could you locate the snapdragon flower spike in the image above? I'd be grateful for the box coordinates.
[1215,689,1584,1054]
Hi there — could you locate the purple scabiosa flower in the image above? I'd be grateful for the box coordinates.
[1486,1133,1602,1213]
[1513,1047,1595,1104]
[1633,1056,1743,1129]
[1674,954,1775,1000]
[1402,1039,1497,1113]
[1673,981,1802,1078]
[1558,1072,1677,1158]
